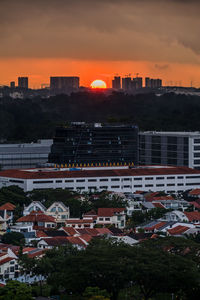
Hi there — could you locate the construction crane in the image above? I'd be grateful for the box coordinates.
[135,73,139,78]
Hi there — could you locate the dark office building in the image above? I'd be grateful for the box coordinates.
[18,77,28,89]
[49,123,139,166]
[132,77,143,89]
[122,77,132,91]
[50,76,79,95]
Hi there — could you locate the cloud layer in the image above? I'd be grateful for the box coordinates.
[0,0,200,64]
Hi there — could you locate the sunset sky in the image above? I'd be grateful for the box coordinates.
[1,0,200,88]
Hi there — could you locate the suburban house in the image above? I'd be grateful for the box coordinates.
[46,202,70,225]
[65,218,94,229]
[161,210,188,222]
[97,208,126,228]
[0,247,18,281]
[23,201,46,216]
[0,202,16,230]
[13,211,56,232]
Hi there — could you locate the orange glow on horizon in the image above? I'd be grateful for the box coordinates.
[1,58,200,89]
[90,79,107,89]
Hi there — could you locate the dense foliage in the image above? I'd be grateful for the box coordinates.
[1,92,200,141]
[19,237,200,300]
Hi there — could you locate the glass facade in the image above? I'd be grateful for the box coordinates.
[49,123,139,165]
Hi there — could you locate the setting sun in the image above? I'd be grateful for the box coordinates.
[90,79,107,89]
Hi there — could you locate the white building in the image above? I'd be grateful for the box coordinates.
[139,131,200,169]
[1,165,200,194]
[97,208,126,229]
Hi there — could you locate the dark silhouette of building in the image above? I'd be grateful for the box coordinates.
[10,81,15,88]
[145,77,162,88]
[132,77,143,89]
[122,77,132,91]
[18,77,28,89]
[50,76,79,95]
[49,123,139,166]
[112,76,121,90]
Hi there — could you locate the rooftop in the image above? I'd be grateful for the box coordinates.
[0,166,199,179]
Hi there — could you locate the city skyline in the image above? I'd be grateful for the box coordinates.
[1,0,200,88]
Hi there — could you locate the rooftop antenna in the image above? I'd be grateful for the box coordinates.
[136,73,139,78]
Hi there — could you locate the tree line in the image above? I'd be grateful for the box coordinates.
[1,92,200,141]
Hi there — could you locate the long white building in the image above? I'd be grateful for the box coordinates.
[0,165,200,193]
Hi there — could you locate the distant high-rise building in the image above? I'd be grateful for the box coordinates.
[18,77,28,89]
[122,77,132,91]
[132,77,143,89]
[145,77,162,88]
[112,76,121,90]
[10,81,15,88]
[50,76,79,95]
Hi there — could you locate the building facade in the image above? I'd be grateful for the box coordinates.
[48,123,139,166]
[50,76,79,95]
[0,139,53,170]
[139,131,200,169]
[112,76,121,90]
[1,165,200,193]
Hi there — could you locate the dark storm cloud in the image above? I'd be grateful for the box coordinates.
[0,0,200,63]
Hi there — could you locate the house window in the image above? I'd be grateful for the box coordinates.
[167,177,175,179]
[88,179,97,182]
[123,185,131,188]
[123,178,131,181]
[100,179,108,182]
[156,177,164,180]
[134,178,142,181]
[58,207,63,212]
[76,179,85,182]
[156,184,164,187]
[10,267,15,272]
[145,184,153,187]
[61,215,66,219]
[105,218,110,221]
[111,178,120,181]
[99,217,103,221]
[100,186,108,189]
[134,185,142,188]
[145,177,153,180]
[65,180,74,183]
[167,184,175,186]
[33,180,53,184]
[111,186,120,188]
[56,180,62,183]
[177,176,184,179]
[50,207,56,212]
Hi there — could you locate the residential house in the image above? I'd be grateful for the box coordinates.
[97,208,126,229]
[23,201,46,216]
[0,203,16,230]
[46,202,70,225]
[65,218,94,229]
[0,247,19,281]
[11,211,56,237]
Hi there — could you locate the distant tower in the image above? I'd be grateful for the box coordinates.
[18,77,28,89]
[122,76,132,91]
[112,76,121,90]
[10,81,15,88]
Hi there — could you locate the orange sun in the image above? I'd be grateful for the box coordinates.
[90,79,107,89]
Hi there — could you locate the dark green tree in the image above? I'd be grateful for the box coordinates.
[2,232,25,246]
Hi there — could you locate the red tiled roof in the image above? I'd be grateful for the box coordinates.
[189,189,200,196]
[76,228,99,236]
[61,227,78,236]
[168,225,190,235]
[152,202,166,209]
[184,211,200,222]
[190,202,200,209]
[0,166,199,180]
[41,237,69,246]
[36,231,48,238]
[28,249,45,258]
[98,208,125,217]
[0,283,5,287]
[146,196,174,202]
[67,236,86,247]
[0,257,15,265]
[79,234,93,243]
[17,211,56,223]
[0,202,16,211]
[95,228,112,235]
[145,221,166,231]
